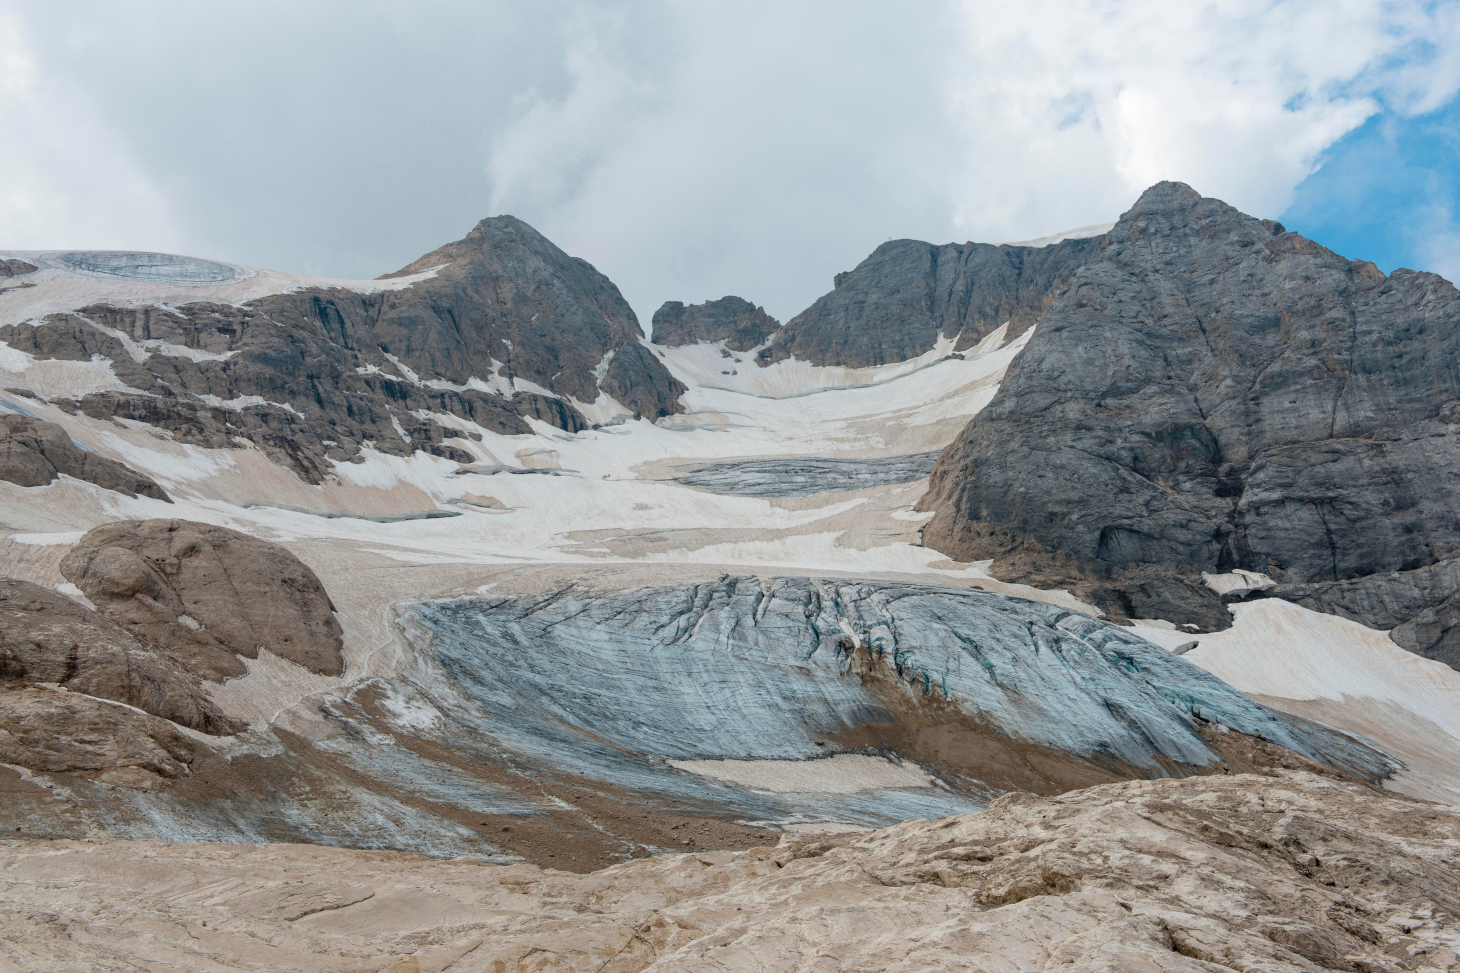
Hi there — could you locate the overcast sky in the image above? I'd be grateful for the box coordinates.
[2,1,1458,326]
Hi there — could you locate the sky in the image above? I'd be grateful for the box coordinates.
[1,1,1458,327]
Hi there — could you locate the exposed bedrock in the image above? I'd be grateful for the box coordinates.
[380,215,685,419]
[920,181,1460,645]
[0,686,204,779]
[5,774,1456,972]
[0,579,241,735]
[671,452,941,497]
[0,415,169,500]
[651,296,781,350]
[61,519,344,680]
[757,233,1104,367]
[0,258,37,278]
[411,577,1395,800]
[1,216,684,482]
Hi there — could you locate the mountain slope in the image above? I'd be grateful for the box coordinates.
[918,181,1460,660]
[0,218,684,483]
[757,232,1104,368]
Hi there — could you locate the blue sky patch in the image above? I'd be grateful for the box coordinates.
[1282,96,1460,281]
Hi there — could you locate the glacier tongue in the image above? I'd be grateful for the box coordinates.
[406,576,1394,827]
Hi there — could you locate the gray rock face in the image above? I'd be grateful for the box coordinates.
[672,452,941,497]
[919,182,1460,641]
[0,415,169,500]
[758,235,1104,367]
[651,296,780,351]
[0,259,36,278]
[61,519,344,680]
[0,579,241,735]
[379,216,684,418]
[2,218,684,483]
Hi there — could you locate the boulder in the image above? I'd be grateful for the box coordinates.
[0,684,202,778]
[61,520,344,679]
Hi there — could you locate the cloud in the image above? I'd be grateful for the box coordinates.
[943,0,1460,241]
[486,2,964,323]
[2,1,1458,322]
[0,12,180,252]
[486,1,1460,323]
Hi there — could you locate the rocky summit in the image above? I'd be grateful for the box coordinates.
[3,184,1460,971]
[916,182,1460,662]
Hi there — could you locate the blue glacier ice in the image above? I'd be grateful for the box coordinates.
[400,576,1395,828]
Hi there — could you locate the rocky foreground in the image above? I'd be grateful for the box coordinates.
[2,772,1457,972]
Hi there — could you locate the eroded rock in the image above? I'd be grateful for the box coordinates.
[759,233,1104,367]
[0,415,169,500]
[1,217,685,483]
[0,685,202,778]
[61,520,344,679]
[919,181,1460,650]
[0,579,242,735]
[651,296,780,351]
[1,773,1455,971]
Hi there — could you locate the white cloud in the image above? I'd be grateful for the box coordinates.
[2,1,1458,318]
[484,2,963,323]
[0,13,180,253]
[944,0,1460,241]
[486,1,1460,324]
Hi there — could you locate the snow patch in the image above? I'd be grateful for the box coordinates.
[196,394,301,415]
[1003,222,1116,248]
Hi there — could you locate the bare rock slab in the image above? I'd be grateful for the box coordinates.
[61,519,344,679]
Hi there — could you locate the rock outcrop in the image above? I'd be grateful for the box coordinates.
[0,686,205,779]
[651,296,781,350]
[0,415,169,500]
[919,182,1460,644]
[379,216,684,419]
[758,234,1104,367]
[1,218,685,483]
[0,579,241,734]
[0,258,36,278]
[3,772,1456,971]
[61,519,344,679]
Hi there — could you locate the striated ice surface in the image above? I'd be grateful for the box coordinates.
[47,251,250,284]
[405,577,1395,828]
[671,452,942,496]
